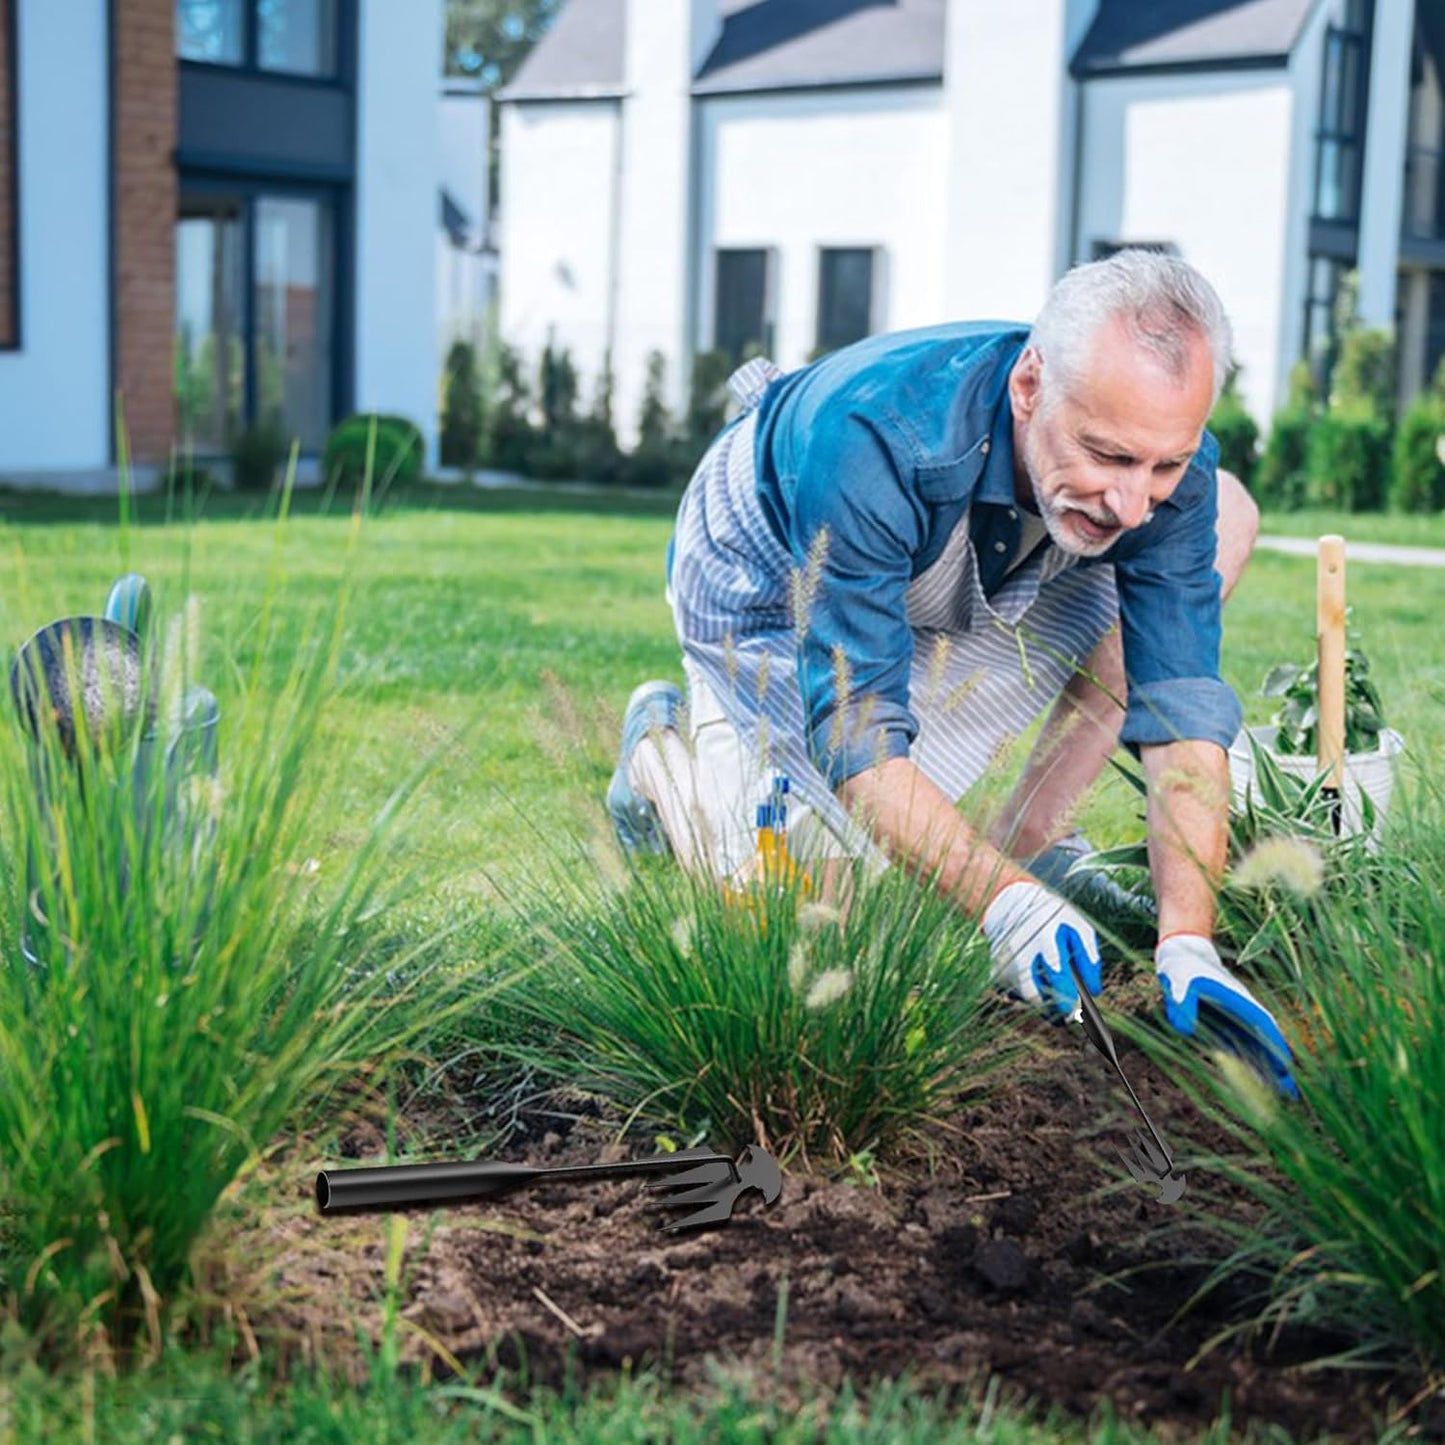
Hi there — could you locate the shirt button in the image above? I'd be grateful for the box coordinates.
[980,440,991,455]
[1007,509,1017,520]
[994,540,1007,553]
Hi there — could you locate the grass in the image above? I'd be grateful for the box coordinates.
[1257,507,1445,548]
[2,484,1444,1434]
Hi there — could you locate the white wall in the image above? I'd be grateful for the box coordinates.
[354,0,443,465]
[0,0,110,474]
[1078,71,1296,423]
[499,101,621,402]
[944,0,1097,323]
[697,89,947,370]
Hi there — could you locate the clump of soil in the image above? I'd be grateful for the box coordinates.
[223,1022,1442,1443]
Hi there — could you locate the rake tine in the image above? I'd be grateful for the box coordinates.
[643,1159,739,1195]
[1119,1146,1157,1186]
[1130,1128,1172,1178]
[657,1197,736,1232]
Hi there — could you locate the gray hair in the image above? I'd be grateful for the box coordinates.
[1027,249,1234,406]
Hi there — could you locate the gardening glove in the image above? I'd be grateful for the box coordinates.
[1154,934,1299,1100]
[981,880,1104,1024]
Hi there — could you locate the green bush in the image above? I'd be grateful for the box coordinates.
[482,341,540,473]
[323,413,424,495]
[439,340,483,469]
[1254,362,1317,511]
[686,348,732,452]
[227,417,288,493]
[1209,369,1260,489]
[1303,401,1392,511]
[1389,358,1445,513]
[502,857,1020,1163]
[1330,324,1397,421]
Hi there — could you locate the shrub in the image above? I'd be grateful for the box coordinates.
[0,578,480,1351]
[323,413,424,496]
[502,856,1020,1162]
[1329,323,1397,422]
[227,417,288,493]
[1254,362,1317,511]
[538,342,579,435]
[482,341,540,473]
[1303,400,1392,511]
[621,350,683,489]
[1209,368,1260,489]
[1389,357,1445,513]
[439,340,483,469]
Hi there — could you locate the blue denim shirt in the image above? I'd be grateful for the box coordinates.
[748,321,1243,786]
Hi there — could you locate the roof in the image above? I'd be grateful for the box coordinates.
[1071,0,1319,77]
[693,0,945,95]
[500,0,945,102]
[499,0,627,100]
[501,0,1321,103]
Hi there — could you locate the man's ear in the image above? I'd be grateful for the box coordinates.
[1010,346,1044,420]
[1011,346,1046,421]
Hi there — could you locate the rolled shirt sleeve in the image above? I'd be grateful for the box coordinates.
[1111,435,1244,753]
[782,405,926,786]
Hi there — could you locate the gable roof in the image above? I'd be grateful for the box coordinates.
[500,0,944,102]
[1071,0,1319,77]
[693,0,945,95]
[499,0,627,100]
[500,0,1321,103]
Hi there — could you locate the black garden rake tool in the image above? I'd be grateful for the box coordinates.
[317,1143,782,1232]
[1066,955,1187,1205]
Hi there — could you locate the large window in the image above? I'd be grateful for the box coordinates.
[0,0,17,350]
[816,248,879,355]
[176,190,336,453]
[1302,254,1349,385]
[1404,7,1445,242]
[714,248,774,365]
[1312,0,1372,225]
[178,0,339,78]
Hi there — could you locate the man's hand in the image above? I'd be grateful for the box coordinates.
[1155,934,1298,1098]
[981,880,1104,1022]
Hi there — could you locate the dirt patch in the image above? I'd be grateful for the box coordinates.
[235,1020,1443,1443]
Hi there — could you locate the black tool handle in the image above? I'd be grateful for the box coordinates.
[1068,957,1176,1172]
[316,1149,734,1214]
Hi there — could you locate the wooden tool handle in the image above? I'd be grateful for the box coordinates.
[1317,535,1346,788]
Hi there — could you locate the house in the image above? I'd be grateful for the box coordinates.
[496,0,1444,444]
[0,0,442,490]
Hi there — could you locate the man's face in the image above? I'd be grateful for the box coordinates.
[1010,315,1215,557]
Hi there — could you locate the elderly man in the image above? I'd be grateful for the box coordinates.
[609,249,1295,1095]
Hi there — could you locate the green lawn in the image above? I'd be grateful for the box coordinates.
[1,483,1441,1441]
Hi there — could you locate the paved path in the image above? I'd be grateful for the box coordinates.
[1257,535,1445,568]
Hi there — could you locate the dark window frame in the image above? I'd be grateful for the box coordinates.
[1,0,19,351]
[713,246,776,366]
[815,246,882,356]
[1310,2,1373,227]
[176,173,346,456]
[177,0,346,85]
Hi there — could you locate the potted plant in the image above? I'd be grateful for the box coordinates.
[1228,637,1404,840]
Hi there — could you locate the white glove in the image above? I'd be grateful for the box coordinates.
[1154,934,1298,1098]
[981,880,1104,1022]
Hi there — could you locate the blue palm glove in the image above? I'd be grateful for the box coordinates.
[981,880,1104,1023]
[1155,934,1299,1099]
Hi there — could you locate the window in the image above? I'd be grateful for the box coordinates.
[0,0,17,349]
[176,190,336,453]
[816,248,879,355]
[1312,3,1372,224]
[1404,8,1445,242]
[176,199,246,450]
[714,249,774,365]
[1428,272,1445,385]
[1302,254,1349,386]
[178,0,339,78]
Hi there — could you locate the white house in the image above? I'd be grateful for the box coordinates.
[0,0,443,488]
[497,0,1445,443]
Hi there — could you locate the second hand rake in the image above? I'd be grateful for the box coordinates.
[1065,955,1187,1205]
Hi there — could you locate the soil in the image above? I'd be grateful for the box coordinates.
[231,1010,1445,1444]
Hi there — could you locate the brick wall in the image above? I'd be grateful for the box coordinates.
[0,0,15,348]
[114,0,177,462]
